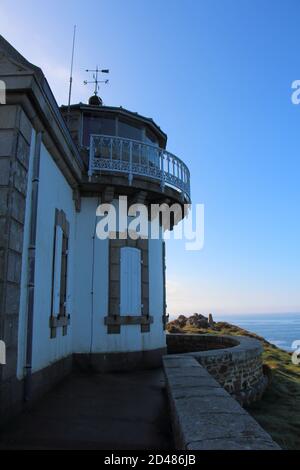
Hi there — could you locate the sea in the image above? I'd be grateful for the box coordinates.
[213,313,300,352]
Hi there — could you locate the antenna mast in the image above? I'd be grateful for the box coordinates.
[67,25,77,118]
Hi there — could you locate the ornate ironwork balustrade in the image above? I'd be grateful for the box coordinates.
[88,135,191,201]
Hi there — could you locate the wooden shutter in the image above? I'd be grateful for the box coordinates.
[120,247,141,315]
[52,225,63,315]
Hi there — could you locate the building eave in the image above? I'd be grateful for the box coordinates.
[0,35,83,188]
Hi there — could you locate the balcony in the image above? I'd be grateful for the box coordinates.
[88,135,191,201]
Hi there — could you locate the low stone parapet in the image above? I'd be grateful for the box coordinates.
[167,334,268,405]
[163,354,280,450]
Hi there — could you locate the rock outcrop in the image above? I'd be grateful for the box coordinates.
[168,313,215,331]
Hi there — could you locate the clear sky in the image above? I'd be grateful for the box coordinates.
[1,0,300,316]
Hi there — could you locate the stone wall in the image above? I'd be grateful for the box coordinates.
[167,334,268,405]
[163,354,280,450]
[0,105,32,419]
[167,333,239,352]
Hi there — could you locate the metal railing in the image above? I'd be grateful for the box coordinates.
[88,134,191,200]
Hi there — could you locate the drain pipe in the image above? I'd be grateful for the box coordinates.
[24,131,42,402]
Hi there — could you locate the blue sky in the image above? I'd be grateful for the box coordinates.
[1,0,300,316]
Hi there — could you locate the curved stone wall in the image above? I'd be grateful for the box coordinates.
[163,355,280,450]
[166,334,268,405]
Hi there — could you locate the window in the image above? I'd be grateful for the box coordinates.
[0,340,5,365]
[120,247,141,316]
[52,225,63,316]
[118,118,143,141]
[145,128,158,146]
[50,209,70,337]
[82,114,116,146]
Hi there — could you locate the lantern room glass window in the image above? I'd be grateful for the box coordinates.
[82,112,160,148]
[83,115,116,146]
[145,128,158,146]
[118,118,143,141]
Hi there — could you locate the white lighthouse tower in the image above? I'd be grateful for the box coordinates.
[60,92,191,370]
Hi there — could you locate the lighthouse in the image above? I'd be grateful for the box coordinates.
[60,91,191,370]
[0,35,191,420]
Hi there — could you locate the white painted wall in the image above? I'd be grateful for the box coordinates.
[30,142,76,373]
[148,238,166,349]
[73,197,166,354]
[72,196,109,353]
[19,167,166,375]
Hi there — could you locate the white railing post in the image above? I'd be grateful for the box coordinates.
[120,139,123,161]
[139,143,142,165]
[160,151,165,190]
[129,140,133,185]
[167,153,170,176]
[88,135,93,181]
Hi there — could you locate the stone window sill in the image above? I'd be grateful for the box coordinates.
[49,314,70,338]
[104,315,153,326]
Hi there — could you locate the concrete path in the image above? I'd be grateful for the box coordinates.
[0,369,173,450]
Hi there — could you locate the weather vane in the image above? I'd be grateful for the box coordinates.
[84,66,109,96]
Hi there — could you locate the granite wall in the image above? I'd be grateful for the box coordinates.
[167,333,268,405]
[0,105,32,421]
[163,354,280,450]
